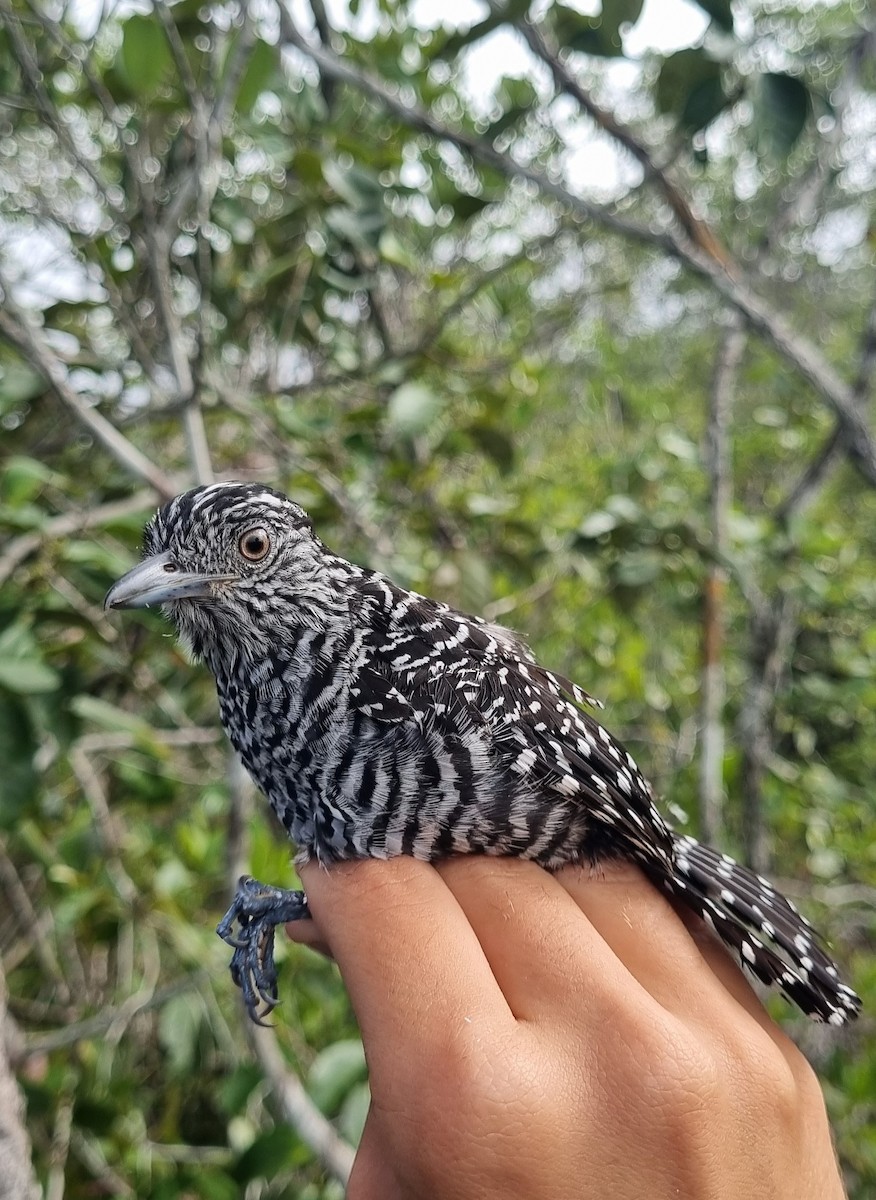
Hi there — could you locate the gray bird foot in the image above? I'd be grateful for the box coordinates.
[216,875,311,1025]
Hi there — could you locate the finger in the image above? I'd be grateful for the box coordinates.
[297,858,515,1070]
[564,863,805,1064]
[434,856,660,1026]
[346,1113,404,1200]
[554,860,743,1026]
[284,918,333,960]
[670,902,805,1053]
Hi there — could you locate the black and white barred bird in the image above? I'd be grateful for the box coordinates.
[105,481,861,1027]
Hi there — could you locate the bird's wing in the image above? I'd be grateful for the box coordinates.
[349,665,417,723]
[350,576,674,866]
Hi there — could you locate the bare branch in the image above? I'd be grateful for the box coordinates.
[0,288,177,497]
[14,973,211,1064]
[515,16,732,268]
[153,0,201,111]
[0,840,71,1001]
[69,746,138,907]
[774,276,876,522]
[247,1025,355,1186]
[0,489,156,588]
[70,1130,134,1198]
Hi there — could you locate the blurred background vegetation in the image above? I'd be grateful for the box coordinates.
[1,0,875,1194]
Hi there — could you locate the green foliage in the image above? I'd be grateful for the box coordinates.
[0,0,874,1195]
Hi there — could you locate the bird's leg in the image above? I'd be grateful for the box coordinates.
[216,875,311,1025]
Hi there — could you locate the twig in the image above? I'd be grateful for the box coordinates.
[0,490,156,588]
[45,1093,73,1200]
[514,15,731,268]
[226,750,252,898]
[775,280,876,523]
[144,1141,234,1166]
[69,746,138,906]
[0,841,71,1002]
[15,973,210,1064]
[0,289,177,497]
[75,728,220,755]
[247,1025,355,1186]
[70,1130,134,1198]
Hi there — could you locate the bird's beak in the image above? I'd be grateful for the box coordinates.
[104,551,238,611]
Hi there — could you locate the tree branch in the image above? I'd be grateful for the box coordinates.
[514,15,732,268]
[0,489,156,588]
[774,276,876,523]
[276,8,876,485]
[246,1025,355,1186]
[0,286,177,497]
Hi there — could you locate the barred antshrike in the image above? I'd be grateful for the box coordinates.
[105,482,861,1027]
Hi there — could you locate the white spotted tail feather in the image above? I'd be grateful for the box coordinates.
[666,836,861,1025]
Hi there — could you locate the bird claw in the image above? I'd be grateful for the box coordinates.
[216,875,311,1024]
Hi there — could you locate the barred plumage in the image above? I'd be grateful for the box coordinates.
[105,482,861,1026]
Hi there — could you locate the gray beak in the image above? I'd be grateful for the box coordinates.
[104,551,238,610]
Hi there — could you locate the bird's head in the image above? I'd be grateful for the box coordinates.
[105,482,345,659]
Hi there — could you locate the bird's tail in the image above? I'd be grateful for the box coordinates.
[658,834,860,1025]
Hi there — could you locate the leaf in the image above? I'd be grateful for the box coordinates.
[1,456,54,505]
[447,190,492,222]
[385,382,443,437]
[234,38,278,114]
[551,0,642,57]
[324,205,386,249]
[0,695,37,827]
[69,695,154,737]
[614,549,662,588]
[656,49,725,132]
[323,161,383,210]
[338,1080,370,1145]
[307,1039,367,1114]
[233,1126,298,1183]
[657,427,698,461]
[158,993,202,1075]
[0,622,60,694]
[0,658,60,694]
[118,15,173,96]
[0,360,45,409]
[757,72,810,156]
[579,509,619,538]
[219,1065,263,1117]
[602,0,645,34]
[465,423,516,472]
[438,11,509,61]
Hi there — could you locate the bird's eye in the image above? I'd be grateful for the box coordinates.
[238,528,271,562]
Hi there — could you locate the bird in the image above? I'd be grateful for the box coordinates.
[105,481,861,1027]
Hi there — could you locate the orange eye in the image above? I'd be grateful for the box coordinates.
[238,528,271,562]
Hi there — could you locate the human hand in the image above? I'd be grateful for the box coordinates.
[288,856,846,1200]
